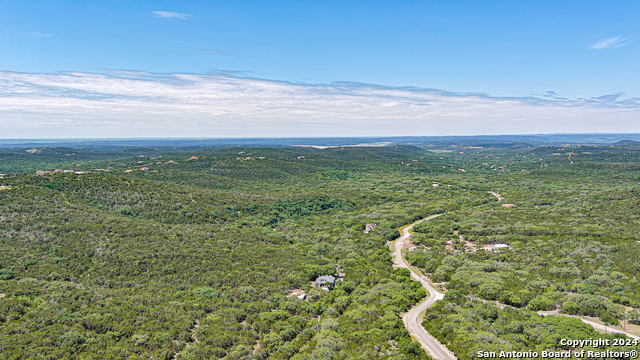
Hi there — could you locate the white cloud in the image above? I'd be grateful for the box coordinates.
[151,11,194,20]
[31,32,52,37]
[591,36,629,50]
[0,70,638,138]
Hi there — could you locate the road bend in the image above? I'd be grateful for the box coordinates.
[393,214,457,360]
[393,210,639,357]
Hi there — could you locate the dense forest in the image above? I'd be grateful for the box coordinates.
[1,142,639,359]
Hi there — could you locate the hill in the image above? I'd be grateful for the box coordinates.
[610,139,640,147]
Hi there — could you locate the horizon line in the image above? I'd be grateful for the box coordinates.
[2,132,640,141]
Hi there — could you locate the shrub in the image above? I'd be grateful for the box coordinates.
[0,269,15,280]
[58,331,86,346]
[384,229,401,241]
[193,287,220,298]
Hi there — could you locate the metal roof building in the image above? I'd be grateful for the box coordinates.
[315,275,336,287]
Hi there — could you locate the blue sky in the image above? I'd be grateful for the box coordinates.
[1,1,639,138]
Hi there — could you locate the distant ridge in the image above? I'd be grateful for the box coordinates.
[3,133,640,150]
[610,140,640,147]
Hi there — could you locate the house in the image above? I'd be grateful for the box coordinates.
[502,204,516,208]
[315,275,336,288]
[490,244,510,251]
[364,223,377,234]
[189,156,198,160]
[141,167,149,171]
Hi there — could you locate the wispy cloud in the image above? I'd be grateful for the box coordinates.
[0,70,638,138]
[15,31,52,37]
[151,11,194,20]
[591,36,629,50]
[199,49,228,56]
[542,91,567,100]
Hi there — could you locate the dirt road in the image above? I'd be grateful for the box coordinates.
[489,191,504,201]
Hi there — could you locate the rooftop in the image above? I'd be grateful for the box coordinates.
[315,275,336,283]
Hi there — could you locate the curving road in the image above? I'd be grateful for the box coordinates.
[393,214,457,360]
[392,200,638,358]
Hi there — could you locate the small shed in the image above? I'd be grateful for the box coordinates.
[315,275,336,288]
[490,244,510,251]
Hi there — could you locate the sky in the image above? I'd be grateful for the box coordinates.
[1,0,639,138]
